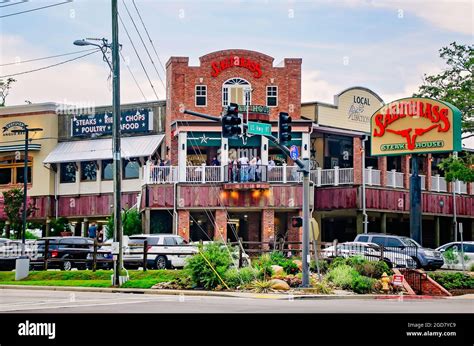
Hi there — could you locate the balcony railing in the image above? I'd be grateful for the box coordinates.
[143,163,471,194]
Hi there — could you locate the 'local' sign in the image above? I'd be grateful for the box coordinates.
[71,109,153,137]
[370,98,462,156]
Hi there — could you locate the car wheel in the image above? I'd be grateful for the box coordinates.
[155,255,167,270]
[62,257,72,271]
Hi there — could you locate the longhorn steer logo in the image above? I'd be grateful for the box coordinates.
[372,101,450,150]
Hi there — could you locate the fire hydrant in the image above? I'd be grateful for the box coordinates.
[381,272,391,292]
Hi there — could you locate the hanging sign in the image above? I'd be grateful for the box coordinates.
[71,109,153,137]
[370,98,462,156]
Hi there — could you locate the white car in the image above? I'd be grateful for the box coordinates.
[436,241,474,271]
[124,234,198,269]
[321,241,417,268]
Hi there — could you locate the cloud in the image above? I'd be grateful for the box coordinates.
[0,34,164,107]
[323,0,473,35]
[301,70,343,103]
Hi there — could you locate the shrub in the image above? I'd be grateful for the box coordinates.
[224,267,258,289]
[428,272,474,290]
[353,260,392,279]
[310,280,333,294]
[328,257,347,270]
[351,275,375,294]
[269,251,286,264]
[326,264,358,289]
[251,280,273,293]
[254,253,274,280]
[281,260,299,275]
[185,242,232,290]
[310,259,329,274]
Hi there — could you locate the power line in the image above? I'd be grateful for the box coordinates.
[0,48,98,67]
[0,0,27,9]
[132,0,166,75]
[0,0,72,19]
[118,11,160,100]
[119,50,147,102]
[121,0,165,90]
[0,49,100,78]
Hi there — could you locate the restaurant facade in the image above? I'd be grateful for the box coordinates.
[0,48,472,248]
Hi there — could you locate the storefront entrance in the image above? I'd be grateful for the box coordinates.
[227,212,261,246]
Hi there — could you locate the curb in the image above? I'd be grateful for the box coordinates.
[0,284,455,300]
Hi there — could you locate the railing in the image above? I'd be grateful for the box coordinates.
[387,170,404,188]
[142,164,471,193]
[453,180,467,194]
[364,167,381,186]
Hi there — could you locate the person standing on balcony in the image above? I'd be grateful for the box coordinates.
[256,156,262,181]
[163,155,171,183]
[232,158,239,182]
[249,156,257,181]
[238,155,249,182]
[211,156,220,166]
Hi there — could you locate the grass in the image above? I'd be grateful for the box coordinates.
[0,270,185,289]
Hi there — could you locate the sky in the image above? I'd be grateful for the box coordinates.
[0,0,472,108]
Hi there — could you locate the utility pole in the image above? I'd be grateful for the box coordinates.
[410,155,422,245]
[111,0,123,287]
[184,108,311,287]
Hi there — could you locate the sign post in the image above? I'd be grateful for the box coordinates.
[370,98,462,246]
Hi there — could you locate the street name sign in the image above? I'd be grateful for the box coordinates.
[247,121,271,136]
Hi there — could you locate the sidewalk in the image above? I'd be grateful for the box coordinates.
[0,284,464,300]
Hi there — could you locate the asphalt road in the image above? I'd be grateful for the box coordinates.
[0,289,473,313]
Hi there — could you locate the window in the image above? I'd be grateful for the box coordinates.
[0,155,32,185]
[80,161,97,181]
[123,159,140,179]
[464,244,474,253]
[222,78,251,106]
[60,162,76,183]
[371,236,385,246]
[386,238,403,247]
[195,85,207,107]
[102,160,113,180]
[164,237,176,246]
[357,235,369,242]
[266,86,278,107]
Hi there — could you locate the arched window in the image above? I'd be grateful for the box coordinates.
[222,78,251,107]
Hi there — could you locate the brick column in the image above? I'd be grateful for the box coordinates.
[178,210,190,242]
[467,182,473,195]
[353,137,362,185]
[378,156,387,186]
[261,209,275,250]
[287,211,303,252]
[426,154,432,191]
[214,209,227,242]
[401,155,410,189]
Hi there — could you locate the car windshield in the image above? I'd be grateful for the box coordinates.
[401,237,420,247]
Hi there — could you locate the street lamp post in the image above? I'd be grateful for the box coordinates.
[73,0,122,286]
[11,126,43,256]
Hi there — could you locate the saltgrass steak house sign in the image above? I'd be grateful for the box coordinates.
[370,97,462,156]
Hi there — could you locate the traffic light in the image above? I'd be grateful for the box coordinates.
[278,112,292,143]
[291,216,303,228]
[222,103,242,138]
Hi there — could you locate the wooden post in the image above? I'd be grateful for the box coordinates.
[143,240,148,271]
[44,239,49,271]
[92,238,98,272]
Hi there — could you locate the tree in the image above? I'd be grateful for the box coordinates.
[106,208,142,239]
[413,42,473,136]
[438,154,474,183]
[0,78,16,107]
[2,188,37,239]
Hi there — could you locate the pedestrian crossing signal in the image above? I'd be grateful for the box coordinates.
[222,103,242,138]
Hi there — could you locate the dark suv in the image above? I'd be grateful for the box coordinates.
[31,237,94,271]
[354,233,444,270]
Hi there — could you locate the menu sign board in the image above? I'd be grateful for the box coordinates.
[71,109,153,137]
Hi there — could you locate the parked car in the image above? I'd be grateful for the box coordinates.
[321,241,417,268]
[353,233,444,270]
[436,241,474,271]
[30,237,94,271]
[124,234,198,269]
[86,236,130,270]
[0,239,37,271]
[190,241,252,267]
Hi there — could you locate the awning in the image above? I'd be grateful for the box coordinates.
[43,134,164,164]
[0,144,41,152]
